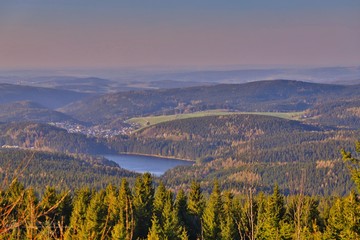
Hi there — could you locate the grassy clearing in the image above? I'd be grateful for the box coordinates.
[127,110,305,130]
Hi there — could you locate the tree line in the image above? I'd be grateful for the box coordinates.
[1,172,359,239]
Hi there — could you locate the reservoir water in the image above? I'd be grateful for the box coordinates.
[104,154,193,176]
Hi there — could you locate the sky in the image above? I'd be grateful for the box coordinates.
[0,0,359,69]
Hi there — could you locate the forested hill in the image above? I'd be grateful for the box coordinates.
[0,83,90,109]
[0,149,138,192]
[304,97,360,129]
[0,101,78,123]
[108,114,358,195]
[60,80,360,124]
[136,114,320,141]
[109,114,323,160]
[0,122,110,154]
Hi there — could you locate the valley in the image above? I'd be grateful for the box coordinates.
[0,78,359,197]
[2,1,360,237]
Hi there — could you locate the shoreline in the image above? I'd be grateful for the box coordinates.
[107,152,195,163]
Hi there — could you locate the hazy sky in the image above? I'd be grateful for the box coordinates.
[1,0,359,69]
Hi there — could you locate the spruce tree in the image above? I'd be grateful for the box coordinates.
[175,189,188,228]
[84,190,108,239]
[64,188,92,239]
[39,186,58,223]
[133,173,155,239]
[341,141,360,192]
[161,195,182,239]
[202,180,223,240]
[221,191,238,240]
[187,181,205,240]
[256,185,286,240]
[340,191,360,239]
[324,197,344,239]
[112,178,134,240]
[147,214,162,240]
[153,181,167,220]
[104,184,119,234]
[180,227,189,240]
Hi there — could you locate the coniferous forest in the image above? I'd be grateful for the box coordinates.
[0,175,359,239]
[1,141,359,240]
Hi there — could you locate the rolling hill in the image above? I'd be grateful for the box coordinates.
[109,114,323,160]
[60,80,360,124]
[0,101,79,123]
[0,148,138,192]
[0,122,110,154]
[0,83,91,109]
[107,114,358,195]
[304,98,360,129]
[25,76,116,93]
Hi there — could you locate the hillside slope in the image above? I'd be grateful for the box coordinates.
[0,83,90,109]
[0,149,138,192]
[108,114,357,195]
[304,98,360,129]
[61,80,360,124]
[0,101,79,123]
[0,122,110,154]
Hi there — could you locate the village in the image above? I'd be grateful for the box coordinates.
[49,121,137,138]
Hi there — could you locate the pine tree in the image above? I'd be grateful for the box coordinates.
[221,191,238,240]
[104,184,119,234]
[39,186,59,223]
[153,182,167,220]
[324,197,344,239]
[188,181,205,217]
[84,190,108,239]
[39,186,71,238]
[147,214,162,240]
[256,185,286,240]
[1,180,26,236]
[287,195,321,239]
[232,196,248,240]
[57,191,72,229]
[187,181,205,240]
[161,195,182,239]
[175,189,188,228]
[133,173,155,239]
[64,188,92,239]
[202,180,223,240]
[180,227,189,240]
[340,191,360,239]
[341,141,360,191]
[112,178,134,240]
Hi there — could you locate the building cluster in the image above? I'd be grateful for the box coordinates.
[49,121,136,138]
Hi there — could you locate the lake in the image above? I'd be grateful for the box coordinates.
[104,154,193,176]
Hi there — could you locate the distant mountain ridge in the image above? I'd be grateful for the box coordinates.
[60,80,360,124]
[0,83,90,109]
[25,76,115,93]
[0,101,79,123]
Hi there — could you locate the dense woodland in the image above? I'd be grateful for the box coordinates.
[1,162,360,239]
[304,98,360,129]
[0,122,109,154]
[0,101,78,123]
[108,115,358,195]
[0,149,138,193]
